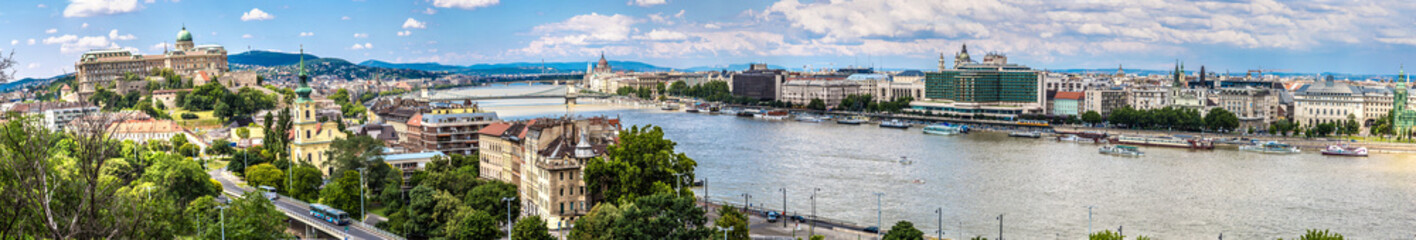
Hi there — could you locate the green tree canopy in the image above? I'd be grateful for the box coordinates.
[319,170,363,217]
[711,205,749,240]
[585,125,697,204]
[1089,230,1124,240]
[244,163,285,193]
[444,209,500,240]
[463,180,519,224]
[513,215,557,240]
[142,153,221,204]
[881,221,924,240]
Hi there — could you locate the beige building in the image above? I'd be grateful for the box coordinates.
[1217,87,1279,130]
[404,103,499,156]
[1084,87,1127,116]
[288,54,348,176]
[477,121,531,186]
[74,27,228,99]
[107,118,185,143]
[477,117,620,230]
[1293,79,1363,128]
[1128,87,1171,110]
[779,80,864,107]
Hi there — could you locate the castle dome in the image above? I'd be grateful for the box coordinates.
[176,27,193,42]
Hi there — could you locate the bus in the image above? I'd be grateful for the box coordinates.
[257,186,278,200]
[309,204,351,226]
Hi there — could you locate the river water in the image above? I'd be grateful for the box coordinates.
[478,96,1416,239]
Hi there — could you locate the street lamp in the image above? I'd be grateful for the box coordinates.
[997,214,1004,240]
[716,226,734,240]
[1086,206,1096,236]
[672,172,687,197]
[741,193,751,212]
[217,205,228,240]
[935,208,943,240]
[502,197,516,239]
[779,188,787,228]
[810,188,820,237]
[358,167,367,221]
[873,192,883,239]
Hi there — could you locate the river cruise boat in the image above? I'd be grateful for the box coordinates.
[660,104,680,111]
[685,108,699,113]
[1239,141,1301,154]
[836,116,869,125]
[1008,131,1042,138]
[795,114,825,123]
[923,124,966,135]
[1321,145,1368,157]
[1099,145,1144,157]
[756,110,790,120]
[1057,134,1082,141]
[879,119,911,129]
[1112,135,1214,149]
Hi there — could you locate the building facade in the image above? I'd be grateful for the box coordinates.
[1052,91,1084,116]
[1217,87,1279,130]
[916,45,1043,119]
[730,64,786,101]
[404,103,499,156]
[74,27,228,99]
[288,51,348,177]
[1083,87,1127,116]
[778,79,864,107]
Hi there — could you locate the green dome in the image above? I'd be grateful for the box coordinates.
[176,27,192,42]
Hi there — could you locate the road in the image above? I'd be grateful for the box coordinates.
[209,169,393,240]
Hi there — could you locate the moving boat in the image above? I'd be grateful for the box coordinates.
[796,115,826,123]
[736,109,759,117]
[1099,145,1144,157]
[720,108,740,115]
[1112,135,1214,150]
[923,124,966,135]
[757,110,790,120]
[879,119,911,129]
[1057,134,1082,141]
[1321,145,1368,157]
[661,104,679,111]
[898,156,913,165]
[685,108,700,113]
[1239,141,1301,154]
[836,116,869,125]
[1008,131,1042,138]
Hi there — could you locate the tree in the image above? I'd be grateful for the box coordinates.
[142,153,221,204]
[882,220,924,240]
[585,125,697,204]
[178,143,200,158]
[463,181,519,224]
[1082,110,1103,125]
[236,127,251,139]
[1279,229,1344,240]
[610,193,710,239]
[1089,230,1124,240]
[0,50,16,83]
[245,164,285,193]
[208,139,234,156]
[806,98,827,111]
[668,81,688,96]
[569,203,622,240]
[444,209,500,240]
[1344,114,1360,136]
[195,193,291,239]
[512,216,557,240]
[288,165,324,202]
[326,135,393,192]
[320,170,363,216]
[1204,108,1240,132]
[712,206,749,240]
[0,113,144,239]
[402,185,443,239]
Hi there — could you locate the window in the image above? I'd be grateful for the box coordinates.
[306,130,311,139]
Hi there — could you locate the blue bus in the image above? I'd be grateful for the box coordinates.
[309,204,351,225]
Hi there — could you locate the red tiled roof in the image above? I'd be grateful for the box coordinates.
[1055,91,1084,100]
[478,122,511,136]
[407,113,423,127]
[519,119,536,139]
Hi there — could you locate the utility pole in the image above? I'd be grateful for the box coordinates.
[810,188,819,237]
[742,193,751,212]
[1087,206,1095,236]
[997,214,1004,240]
[359,167,367,221]
[780,188,787,228]
[673,173,686,197]
[218,205,228,240]
[935,208,943,240]
[874,192,884,239]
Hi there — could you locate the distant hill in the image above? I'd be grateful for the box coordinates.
[229,50,322,67]
[682,63,791,72]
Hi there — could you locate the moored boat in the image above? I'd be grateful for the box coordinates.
[1099,145,1144,157]
[757,110,790,120]
[661,104,679,111]
[836,116,869,125]
[1239,141,1300,154]
[923,124,965,135]
[879,119,911,129]
[737,109,759,117]
[1057,134,1082,141]
[796,115,825,123]
[685,108,700,113]
[1321,145,1368,157]
[1008,131,1042,138]
[1112,135,1214,150]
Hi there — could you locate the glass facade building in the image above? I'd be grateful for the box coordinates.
[925,64,1040,103]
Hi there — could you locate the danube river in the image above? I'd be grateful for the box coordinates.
[480,96,1416,239]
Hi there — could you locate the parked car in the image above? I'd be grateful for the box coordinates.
[765,211,780,222]
[790,215,807,223]
[863,226,879,233]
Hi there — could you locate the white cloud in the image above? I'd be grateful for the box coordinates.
[37,4,46,8]
[241,8,274,21]
[150,42,171,51]
[634,29,689,41]
[703,23,720,29]
[109,29,136,41]
[27,63,40,69]
[299,32,315,37]
[27,39,35,45]
[432,0,498,10]
[628,0,666,7]
[242,34,254,39]
[529,13,637,45]
[43,35,78,45]
[9,40,16,46]
[402,18,427,29]
[353,33,368,38]
[63,0,141,18]
[44,34,121,54]
[81,23,89,29]
[46,29,58,34]
[350,43,373,50]
[423,8,437,15]
[397,31,412,37]
[341,16,351,20]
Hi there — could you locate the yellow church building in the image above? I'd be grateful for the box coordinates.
[289,48,347,176]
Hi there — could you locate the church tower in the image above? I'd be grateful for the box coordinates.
[953,44,972,69]
[938,52,947,71]
[289,46,347,176]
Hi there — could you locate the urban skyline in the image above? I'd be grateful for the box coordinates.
[4,0,1416,78]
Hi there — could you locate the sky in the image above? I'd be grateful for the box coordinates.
[3,0,1416,78]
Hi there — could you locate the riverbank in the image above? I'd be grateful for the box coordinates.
[1053,126,1416,154]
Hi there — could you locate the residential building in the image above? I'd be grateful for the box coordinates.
[1293,77,1363,127]
[108,118,185,143]
[1052,91,1084,116]
[477,121,531,186]
[1217,87,1279,130]
[518,117,619,230]
[778,78,864,107]
[731,64,787,101]
[74,27,228,99]
[383,151,446,189]
[6,102,100,131]
[1128,87,1171,110]
[403,102,499,156]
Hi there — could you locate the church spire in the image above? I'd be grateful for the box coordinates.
[295,45,313,102]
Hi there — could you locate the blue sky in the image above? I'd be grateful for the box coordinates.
[3,0,1416,78]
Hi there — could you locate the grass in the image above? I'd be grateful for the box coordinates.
[170,109,223,130]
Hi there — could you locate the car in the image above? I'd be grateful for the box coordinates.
[765,211,780,223]
[863,226,879,233]
[790,215,807,223]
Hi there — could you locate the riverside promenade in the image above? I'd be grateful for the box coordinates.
[1053,126,1416,153]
